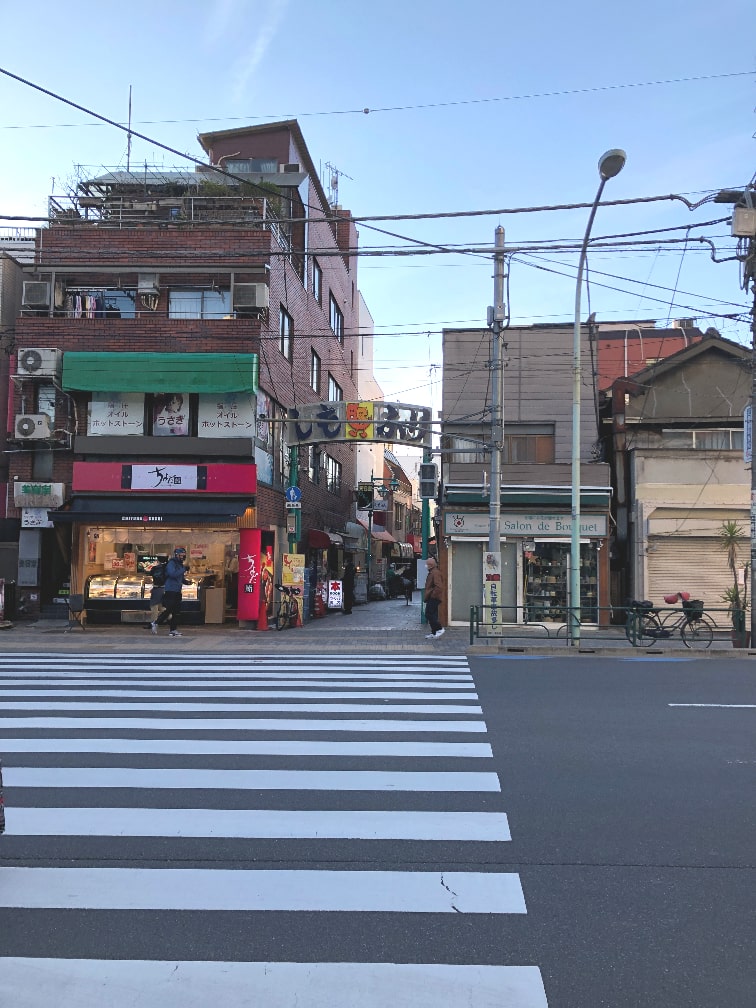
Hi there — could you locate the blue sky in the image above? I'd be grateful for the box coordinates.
[1,0,753,416]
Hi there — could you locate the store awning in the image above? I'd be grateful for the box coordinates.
[356,519,397,544]
[62,352,259,394]
[307,529,344,549]
[49,496,251,526]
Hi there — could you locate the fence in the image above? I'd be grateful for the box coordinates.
[469,602,740,649]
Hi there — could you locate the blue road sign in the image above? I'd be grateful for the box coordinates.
[285,486,302,503]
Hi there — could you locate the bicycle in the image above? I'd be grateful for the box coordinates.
[274,583,301,630]
[625,591,715,649]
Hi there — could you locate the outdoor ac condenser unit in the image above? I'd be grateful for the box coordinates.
[15,414,52,440]
[137,273,160,293]
[233,283,269,310]
[17,348,62,378]
[22,281,51,308]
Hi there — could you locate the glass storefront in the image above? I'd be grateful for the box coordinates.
[523,542,598,623]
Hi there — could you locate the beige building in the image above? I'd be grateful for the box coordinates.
[607,334,750,608]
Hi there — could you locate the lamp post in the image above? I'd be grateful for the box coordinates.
[364,472,399,592]
[570,149,626,646]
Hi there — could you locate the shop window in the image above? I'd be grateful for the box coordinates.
[168,289,231,319]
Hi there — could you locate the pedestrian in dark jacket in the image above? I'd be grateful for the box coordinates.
[342,558,355,614]
[151,546,191,637]
[423,557,445,639]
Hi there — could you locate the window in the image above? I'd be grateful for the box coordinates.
[313,259,322,305]
[394,502,406,531]
[324,454,342,494]
[151,393,193,437]
[279,306,293,359]
[329,293,344,342]
[448,435,487,465]
[310,350,321,393]
[327,374,342,402]
[503,425,555,464]
[662,428,743,450]
[308,444,321,484]
[168,289,231,319]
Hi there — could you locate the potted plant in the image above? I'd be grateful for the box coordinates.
[719,520,749,647]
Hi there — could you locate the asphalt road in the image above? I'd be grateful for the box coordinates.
[1,649,754,1006]
[471,653,756,1007]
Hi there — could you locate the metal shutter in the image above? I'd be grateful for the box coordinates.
[647,537,728,614]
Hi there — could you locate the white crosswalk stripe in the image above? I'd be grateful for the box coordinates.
[0,653,547,1006]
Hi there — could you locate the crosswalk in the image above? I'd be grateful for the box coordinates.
[0,653,548,1007]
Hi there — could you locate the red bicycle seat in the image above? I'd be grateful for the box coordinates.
[679,591,691,602]
[663,593,679,604]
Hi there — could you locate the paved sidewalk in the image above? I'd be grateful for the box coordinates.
[1,596,752,657]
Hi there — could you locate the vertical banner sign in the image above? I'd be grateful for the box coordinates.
[745,405,752,465]
[238,528,262,621]
[328,580,343,609]
[282,554,306,627]
[482,550,505,636]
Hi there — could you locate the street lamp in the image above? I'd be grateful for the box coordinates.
[570,149,626,646]
[362,473,399,591]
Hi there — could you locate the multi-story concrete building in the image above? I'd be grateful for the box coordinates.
[5,120,365,626]
[441,323,612,628]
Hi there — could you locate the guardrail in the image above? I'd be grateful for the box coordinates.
[469,603,741,649]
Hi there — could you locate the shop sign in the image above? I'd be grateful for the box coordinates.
[128,465,204,491]
[328,580,343,609]
[288,400,431,447]
[445,511,607,537]
[198,393,255,436]
[21,507,53,529]
[282,553,306,589]
[14,482,66,508]
[72,461,256,494]
[482,550,505,637]
[237,528,262,621]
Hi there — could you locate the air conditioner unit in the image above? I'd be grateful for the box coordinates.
[233,283,269,310]
[279,163,301,173]
[22,281,51,308]
[17,347,62,377]
[15,413,52,440]
[137,273,160,293]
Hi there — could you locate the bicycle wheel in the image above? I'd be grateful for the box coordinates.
[625,612,659,646]
[681,616,713,649]
[275,601,289,631]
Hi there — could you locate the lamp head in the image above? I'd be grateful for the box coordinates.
[598,149,626,181]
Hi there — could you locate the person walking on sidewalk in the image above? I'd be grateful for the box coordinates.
[423,556,445,639]
[151,547,191,637]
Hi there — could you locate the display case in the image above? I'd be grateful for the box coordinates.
[86,575,118,600]
[115,576,146,601]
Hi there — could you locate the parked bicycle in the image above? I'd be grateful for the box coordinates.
[274,583,301,631]
[625,591,715,649]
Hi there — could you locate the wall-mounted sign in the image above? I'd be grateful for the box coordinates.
[445,511,607,537]
[21,508,54,529]
[288,401,431,447]
[14,482,66,508]
[72,462,256,495]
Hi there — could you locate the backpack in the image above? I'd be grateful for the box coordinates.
[150,563,167,587]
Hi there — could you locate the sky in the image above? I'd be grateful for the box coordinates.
[0,0,754,422]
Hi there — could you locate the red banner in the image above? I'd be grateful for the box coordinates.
[237,528,262,621]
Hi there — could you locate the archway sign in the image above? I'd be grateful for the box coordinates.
[287,401,432,447]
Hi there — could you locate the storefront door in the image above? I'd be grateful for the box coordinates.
[449,540,518,624]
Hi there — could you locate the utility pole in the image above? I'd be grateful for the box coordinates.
[716,186,756,644]
[483,227,506,632]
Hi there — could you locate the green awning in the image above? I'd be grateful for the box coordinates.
[62,352,259,394]
[445,488,611,507]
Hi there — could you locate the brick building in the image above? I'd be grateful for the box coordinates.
[5,120,364,626]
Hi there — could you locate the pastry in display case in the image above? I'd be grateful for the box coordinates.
[182,575,202,602]
[86,575,118,600]
[115,576,146,601]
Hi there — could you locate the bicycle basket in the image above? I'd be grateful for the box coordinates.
[682,598,704,620]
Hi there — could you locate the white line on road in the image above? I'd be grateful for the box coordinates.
[0,700,483,714]
[669,703,756,708]
[0,717,487,732]
[0,687,478,698]
[5,767,501,792]
[7,807,511,840]
[3,959,548,1008]
[0,738,494,757]
[0,867,527,913]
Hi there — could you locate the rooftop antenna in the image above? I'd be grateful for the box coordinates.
[324,162,355,207]
[126,85,133,172]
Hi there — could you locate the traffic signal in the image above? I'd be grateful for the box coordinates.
[355,483,374,509]
[419,463,437,499]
